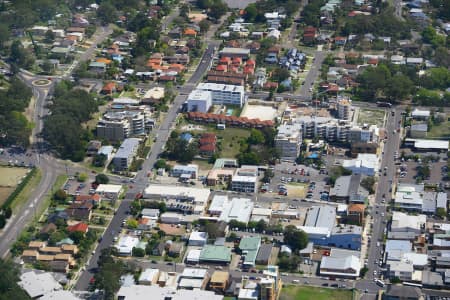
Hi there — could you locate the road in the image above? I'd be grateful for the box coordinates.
[0,25,114,258]
[75,18,222,292]
[355,108,402,295]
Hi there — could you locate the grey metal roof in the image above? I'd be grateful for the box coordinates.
[115,138,140,159]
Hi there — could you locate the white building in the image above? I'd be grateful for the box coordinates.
[187,90,212,113]
[138,268,160,285]
[112,138,140,171]
[196,83,246,107]
[412,109,430,120]
[275,123,302,161]
[394,184,424,211]
[160,212,183,224]
[387,260,413,280]
[116,235,140,256]
[188,231,208,246]
[219,197,254,224]
[342,153,379,176]
[337,98,352,120]
[95,184,123,200]
[97,111,146,141]
[391,211,425,234]
[97,145,114,160]
[117,285,223,300]
[319,249,361,278]
[171,164,199,179]
[231,165,258,193]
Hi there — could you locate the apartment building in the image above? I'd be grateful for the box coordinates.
[112,138,140,171]
[97,111,145,141]
[337,98,352,120]
[196,83,246,107]
[186,89,212,113]
[275,123,302,161]
[231,165,258,193]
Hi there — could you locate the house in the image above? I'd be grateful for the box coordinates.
[86,140,102,156]
[40,223,57,235]
[152,242,166,256]
[101,82,117,95]
[75,194,101,205]
[89,61,107,73]
[183,28,197,37]
[303,27,316,43]
[141,208,160,220]
[67,222,89,234]
[116,235,140,256]
[411,108,430,121]
[65,203,93,221]
[138,268,160,285]
[50,260,70,273]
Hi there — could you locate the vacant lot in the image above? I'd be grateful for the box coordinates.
[280,285,353,300]
[241,104,277,121]
[427,117,450,139]
[286,183,307,198]
[357,108,386,127]
[0,166,30,206]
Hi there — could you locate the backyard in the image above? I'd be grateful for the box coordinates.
[427,117,450,139]
[280,285,353,300]
[357,108,386,127]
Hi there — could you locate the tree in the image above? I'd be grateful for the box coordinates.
[0,259,32,300]
[204,222,221,239]
[0,215,5,229]
[77,173,88,182]
[126,219,138,229]
[244,3,257,22]
[247,129,265,145]
[132,247,145,257]
[272,68,290,83]
[199,19,211,33]
[360,177,375,194]
[53,189,67,201]
[10,40,34,69]
[44,29,55,43]
[386,74,413,102]
[436,208,446,219]
[208,0,228,20]
[3,207,12,219]
[95,174,110,184]
[41,59,54,74]
[0,24,10,49]
[97,2,118,25]
[237,152,260,165]
[94,258,125,299]
[154,159,167,169]
[278,254,301,271]
[283,225,308,252]
[93,154,107,167]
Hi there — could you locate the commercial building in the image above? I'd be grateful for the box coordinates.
[231,165,259,193]
[112,138,140,171]
[213,196,254,224]
[404,138,449,152]
[239,236,261,268]
[178,268,210,290]
[171,164,199,179]
[97,111,146,141]
[138,268,160,285]
[95,184,123,200]
[391,211,425,234]
[196,83,246,107]
[143,185,210,215]
[275,123,302,161]
[19,271,62,299]
[342,153,379,176]
[319,248,361,278]
[219,47,250,59]
[330,174,368,203]
[394,184,424,211]
[187,90,213,113]
[199,245,232,264]
[117,285,223,300]
[209,271,230,292]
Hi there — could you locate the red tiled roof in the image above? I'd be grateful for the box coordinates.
[67,222,88,233]
[75,194,101,203]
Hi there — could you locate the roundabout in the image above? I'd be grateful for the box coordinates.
[32,79,51,87]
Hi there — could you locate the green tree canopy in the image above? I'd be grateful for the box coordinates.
[283,225,308,252]
[0,259,32,300]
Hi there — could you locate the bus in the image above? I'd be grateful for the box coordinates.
[376,101,392,108]
[375,279,385,287]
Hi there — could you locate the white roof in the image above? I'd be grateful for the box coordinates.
[19,271,62,299]
[40,291,81,300]
[387,260,413,272]
[412,139,449,150]
[238,288,258,300]
[320,255,360,277]
[252,207,272,216]
[209,195,229,212]
[139,268,159,283]
[144,185,210,204]
[116,235,140,254]
[402,252,428,266]
[188,89,212,101]
[117,285,223,300]
[232,175,257,183]
[96,184,122,194]
[178,278,203,289]
[189,231,207,242]
[186,249,201,261]
[391,211,426,231]
[144,87,165,100]
[219,197,254,224]
[219,47,250,55]
[181,268,208,278]
[297,226,331,237]
[411,108,430,117]
[395,190,423,206]
[197,82,245,93]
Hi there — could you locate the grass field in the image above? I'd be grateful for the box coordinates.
[0,166,31,206]
[357,108,386,127]
[10,169,42,211]
[280,285,353,300]
[427,117,450,139]
[0,166,30,187]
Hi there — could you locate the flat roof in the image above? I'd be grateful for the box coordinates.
[96,184,122,193]
[117,285,223,300]
[304,205,336,230]
[219,197,254,224]
[144,185,210,203]
[210,271,229,283]
[115,138,140,159]
[181,268,208,278]
[408,138,449,150]
[199,245,232,262]
[220,47,250,55]
[19,271,62,299]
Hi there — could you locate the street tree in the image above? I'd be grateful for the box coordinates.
[283,225,308,252]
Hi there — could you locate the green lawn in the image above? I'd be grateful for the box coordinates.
[427,119,450,139]
[280,285,353,300]
[357,108,386,127]
[11,169,42,211]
